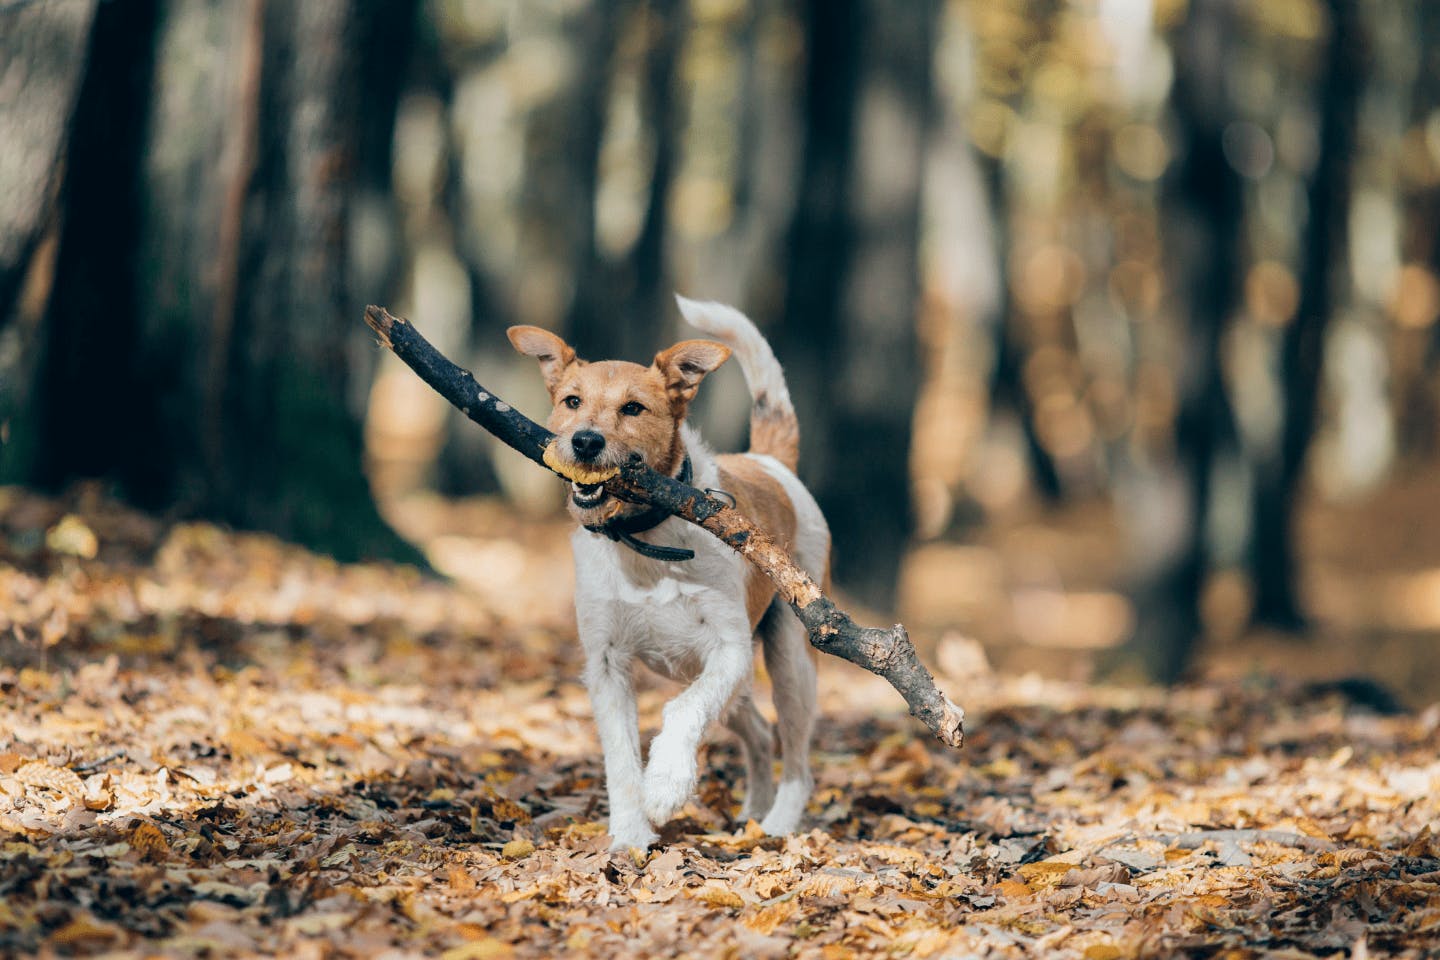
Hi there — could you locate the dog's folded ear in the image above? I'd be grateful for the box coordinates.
[654,339,732,411]
[507,326,578,393]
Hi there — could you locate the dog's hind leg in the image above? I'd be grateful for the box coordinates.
[758,601,816,835]
[723,688,775,824]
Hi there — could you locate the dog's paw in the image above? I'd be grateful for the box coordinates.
[642,741,697,825]
[757,779,812,836]
[736,792,775,825]
[607,825,659,853]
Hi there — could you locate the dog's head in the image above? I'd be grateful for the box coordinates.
[506,326,730,523]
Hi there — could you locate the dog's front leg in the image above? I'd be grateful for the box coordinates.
[585,650,657,851]
[642,614,752,825]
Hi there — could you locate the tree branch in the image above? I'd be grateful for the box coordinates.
[364,305,965,748]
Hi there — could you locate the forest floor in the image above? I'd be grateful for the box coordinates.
[2,486,1440,958]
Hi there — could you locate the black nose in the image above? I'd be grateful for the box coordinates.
[571,429,606,462]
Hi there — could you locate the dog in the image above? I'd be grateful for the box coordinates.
[507,297,829,850]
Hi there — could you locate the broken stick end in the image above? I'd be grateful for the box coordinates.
[364,304,397,347]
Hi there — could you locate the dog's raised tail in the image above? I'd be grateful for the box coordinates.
[676,295,799,472]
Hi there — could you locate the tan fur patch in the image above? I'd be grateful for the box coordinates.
[546,361,683,506]
[716,454,797,630]
[749,410,800,473]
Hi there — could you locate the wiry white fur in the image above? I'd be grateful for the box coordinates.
[675,296,794,424]
[572,304,829,851]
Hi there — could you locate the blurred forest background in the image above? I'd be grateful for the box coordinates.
[4,0,1440,699]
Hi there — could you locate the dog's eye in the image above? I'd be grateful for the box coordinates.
[619,401,646,417]
[562,395,582,410]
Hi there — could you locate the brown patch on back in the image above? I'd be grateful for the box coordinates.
[749,409,799,472]
[717,454,797,630]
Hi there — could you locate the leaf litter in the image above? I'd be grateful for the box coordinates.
[2,486,1440,957]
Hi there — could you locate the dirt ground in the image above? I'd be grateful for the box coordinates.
[2,486,1439,957]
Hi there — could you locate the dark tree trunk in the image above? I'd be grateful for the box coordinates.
[617,0,687,361]
[1394,0,1440,454]
[0,0,98,475]
[1248,0,1362,629]
[25,0,423,565]
[1117,0,1244,681]
[0,0,96,329]
[567,0,685,365]
[32,0,162,492]
[563,0,626,358]
[976,0,1063,504]
[981,155,1064,503]
[780,0,937,610]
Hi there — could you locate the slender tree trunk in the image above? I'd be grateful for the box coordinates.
[616,0,687,362]
[1248,0,1362,628]
[981,155,1064,503]
[1117,0,1243,681]
[564,0,627,357]
[567,0,684,364]
[780,0,937,609]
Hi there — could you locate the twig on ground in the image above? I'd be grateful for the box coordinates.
[71,751,126,774]
[1165,829,1336,852]
[363,305,965,748]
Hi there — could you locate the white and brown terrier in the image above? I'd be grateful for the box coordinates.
[507,297,829,850]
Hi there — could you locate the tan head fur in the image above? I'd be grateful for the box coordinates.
[507,326,730,523]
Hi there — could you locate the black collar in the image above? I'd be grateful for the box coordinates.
[583,457,695,561]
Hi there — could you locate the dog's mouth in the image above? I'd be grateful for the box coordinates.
[570,481,608,509]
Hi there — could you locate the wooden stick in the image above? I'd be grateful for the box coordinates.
[364,305,965,748]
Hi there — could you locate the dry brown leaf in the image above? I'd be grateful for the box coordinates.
[996,878,1035,899]
[49,915,123,947]
[13,760,85,798]
[689,881,745,909]
[501,838,535,859]
[128,820,169,860]
[442,938,513,960]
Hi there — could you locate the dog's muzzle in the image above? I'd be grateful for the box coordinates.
[571,481,607,508]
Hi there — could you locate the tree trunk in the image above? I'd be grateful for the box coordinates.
[780,0,936,610]
[1247,0,1362,629]
[981,155,1064,503]
[26,0,423,565]
[0,0,96,329]
[566,0,684,365]
[1116,0,1243,681]
[0,0,98,476]
[31,0,162,492]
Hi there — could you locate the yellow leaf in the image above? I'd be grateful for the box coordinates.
[447,865,477,893]
[690,882,744,909]
[995,878,1034,899]
[743,901,798,935]
[1016,861,1073,888]
[1083,945,1127,960]
[442,938,512,960]
[50,915,121,946]
[129,821,169,861]
[45,515,98,558]
[501,838,535,860]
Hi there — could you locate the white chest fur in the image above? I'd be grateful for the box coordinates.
[571,518,751,681]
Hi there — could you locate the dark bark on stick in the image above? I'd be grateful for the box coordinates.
[364,304,966,749]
